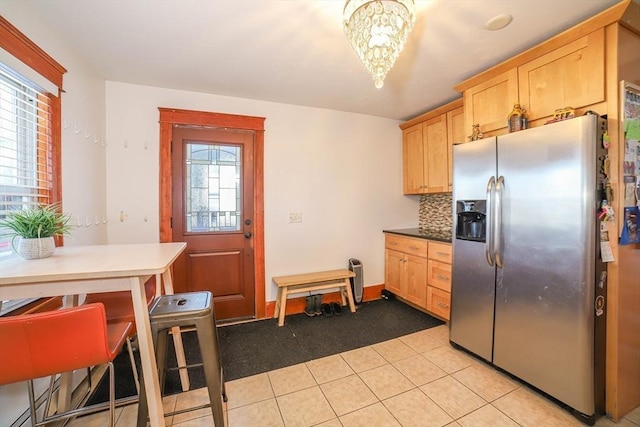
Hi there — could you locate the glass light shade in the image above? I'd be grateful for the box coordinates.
[343,0,415,89]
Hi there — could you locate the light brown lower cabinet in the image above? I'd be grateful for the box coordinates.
[384,247,406,297]
[384,234,452,320]
[426,286,451,320]
[426,242,452,320]
[384,234,428,307]
[403,253,428,307]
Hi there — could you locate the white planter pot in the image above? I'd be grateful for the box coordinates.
[15,236,56,260]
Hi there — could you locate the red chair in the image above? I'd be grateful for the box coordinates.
[0,303,132,427]
[84,275,158,325]
[84,275,158,392]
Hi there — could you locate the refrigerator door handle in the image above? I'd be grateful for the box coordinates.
[485,176,496,267]
[495,175,504,269]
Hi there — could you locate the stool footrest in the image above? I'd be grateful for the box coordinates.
[167,362,203,372]
[164,402,211,418]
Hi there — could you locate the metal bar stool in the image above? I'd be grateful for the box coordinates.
[137,291,226,427]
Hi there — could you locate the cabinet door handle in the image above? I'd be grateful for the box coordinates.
[436,302,449,309]
[436,252,449,257]
[436,274,450,281]
[409,246,420,250]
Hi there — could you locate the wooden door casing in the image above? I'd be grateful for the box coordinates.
[158,108,266,320]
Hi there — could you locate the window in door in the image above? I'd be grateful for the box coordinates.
[185,143,242,233]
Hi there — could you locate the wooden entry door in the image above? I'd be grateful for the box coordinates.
[171,126,255,320]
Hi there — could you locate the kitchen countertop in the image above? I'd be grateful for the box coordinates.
[383,228,452,243]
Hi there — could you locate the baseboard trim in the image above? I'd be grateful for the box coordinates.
[264,284,384,318]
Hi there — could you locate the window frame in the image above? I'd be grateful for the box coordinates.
[0,17,66,313]
[0,16,66,242]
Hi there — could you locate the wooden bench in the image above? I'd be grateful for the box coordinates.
[272,269,357,326]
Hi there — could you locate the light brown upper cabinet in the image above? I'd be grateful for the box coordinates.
[461,69,518,137]
[424,115,448,193]
[446,106,465,190]
[518,29,605,122]
[402,122,425,194]
[402,116,448,194]
[456,29,605,135]
[401,98,463,195]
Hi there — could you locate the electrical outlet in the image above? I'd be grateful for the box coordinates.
[288,212,302,223]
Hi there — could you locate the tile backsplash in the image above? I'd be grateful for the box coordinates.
[419,193,452,232]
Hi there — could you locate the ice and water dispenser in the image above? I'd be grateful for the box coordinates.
[455,200,487,242]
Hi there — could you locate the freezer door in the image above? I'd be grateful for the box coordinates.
[493,115,598,415]
[450,137,497,362]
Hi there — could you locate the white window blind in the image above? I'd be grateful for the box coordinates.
[0,64,53,256]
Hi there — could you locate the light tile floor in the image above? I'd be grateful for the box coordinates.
[70,325,640,427]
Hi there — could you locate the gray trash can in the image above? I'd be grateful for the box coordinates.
[348,258,363,305]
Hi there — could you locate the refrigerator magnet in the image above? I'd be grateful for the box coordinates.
[599,200,614,222]
[620,206,640,245]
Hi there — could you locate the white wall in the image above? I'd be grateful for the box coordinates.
[0,4,107,427]
[1,2,108,247]
[106,82,418,301]
[60,63,108,246]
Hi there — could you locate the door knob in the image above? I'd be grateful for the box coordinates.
[244,232,252,239]
[244,219,252,225]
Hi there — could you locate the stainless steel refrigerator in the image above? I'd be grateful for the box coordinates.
[449,114,607,424]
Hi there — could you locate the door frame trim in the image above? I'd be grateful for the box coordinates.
[158,107,266,319]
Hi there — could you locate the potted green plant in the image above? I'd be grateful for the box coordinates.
[0,203,72,259]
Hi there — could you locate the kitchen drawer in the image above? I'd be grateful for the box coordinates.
[428,242,451,263]
[427,286,451,320]
[385,234,428,258]
[428,260,451,292]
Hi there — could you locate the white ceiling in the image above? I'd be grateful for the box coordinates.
[22,0,621,121]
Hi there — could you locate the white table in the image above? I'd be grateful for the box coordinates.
[0,242,187,427]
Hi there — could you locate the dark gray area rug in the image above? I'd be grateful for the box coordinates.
[88,298,443,404]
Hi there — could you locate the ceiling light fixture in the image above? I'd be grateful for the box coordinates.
[343,0,416,89]
[484,14,512,31]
